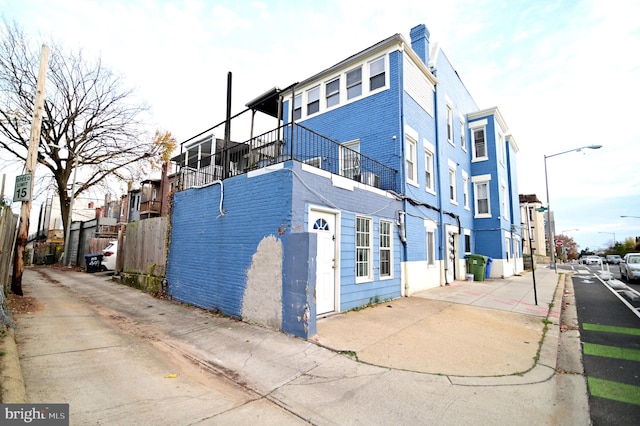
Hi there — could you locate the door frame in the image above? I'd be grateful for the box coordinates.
[308,205,340,315]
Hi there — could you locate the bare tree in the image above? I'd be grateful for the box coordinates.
[0,20,166,260]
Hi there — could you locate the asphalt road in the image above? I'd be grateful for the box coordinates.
[570,264,640,425]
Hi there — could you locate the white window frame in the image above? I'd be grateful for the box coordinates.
[424,150,434,193]
[446,102,454,145]
[470,119,488,162]
[379,220,393,279]
[346,66,362,100]
[472,174,491,218]
[307,86,320,116]
[292,93,302,121]
[340,140,360,179]
[405,129,418,186]
[424,220,437,266]
[448,159,457,205]
[501,181,509,220]
[464,229,471,254]
[459,117,466,152]
[369,56,386,92]
[356,216,373,282]
[462,170,470,210]
[325,77,340,108]
[498,132,506,166]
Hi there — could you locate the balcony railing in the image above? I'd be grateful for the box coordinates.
[177,123,399,192]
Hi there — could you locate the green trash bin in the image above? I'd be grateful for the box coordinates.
[466,254,488,281]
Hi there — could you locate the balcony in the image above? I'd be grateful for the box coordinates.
[175,123,398,193]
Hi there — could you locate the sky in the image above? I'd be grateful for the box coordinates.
[1,0,639,252]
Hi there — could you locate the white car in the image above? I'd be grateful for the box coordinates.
[101,241,118,271]
[620,253,640,283]
[581,255,602,265]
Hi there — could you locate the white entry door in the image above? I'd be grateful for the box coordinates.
[309,209,337,315]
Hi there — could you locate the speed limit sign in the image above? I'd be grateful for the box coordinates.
[13,174,32,202]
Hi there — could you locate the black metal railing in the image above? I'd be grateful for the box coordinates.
[177,123,398,192]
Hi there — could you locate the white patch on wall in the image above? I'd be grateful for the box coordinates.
[242,235,283,329]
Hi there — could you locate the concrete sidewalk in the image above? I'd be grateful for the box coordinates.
[314,267,564,381]
[1,266,589,424]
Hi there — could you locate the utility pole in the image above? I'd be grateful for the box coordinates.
[11,45,49,296]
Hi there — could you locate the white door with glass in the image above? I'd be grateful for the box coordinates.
[309,209,337,315]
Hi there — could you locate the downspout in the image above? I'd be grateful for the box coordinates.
[399,43,409,296]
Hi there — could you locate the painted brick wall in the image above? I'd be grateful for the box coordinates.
[166,168,293,317]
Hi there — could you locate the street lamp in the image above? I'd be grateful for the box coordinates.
[544,145,602,271]
[598,231,616,247]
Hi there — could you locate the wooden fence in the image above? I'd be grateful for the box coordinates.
[110,216,168,295]
[0,205,19,326]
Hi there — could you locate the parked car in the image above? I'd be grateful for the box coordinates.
[580,255,602,265]
[605,255,622,264]
[620,253,640,282]
[101,241,118,271]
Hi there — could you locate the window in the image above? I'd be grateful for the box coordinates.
[293,93,302,120]
[505,236,511,260]
[472,128,487,160]
[464,232,471,254]
[501,183,509,220]
[406,136,417,185]
[424,149,434,192]
[379,220,392,278]
[474,181,490,216]
[326,78,340,108]
[446,104,453,144]
[426,230,435,265]
[307,86,320,115]
[462,171,469,209]
[448,164,457,203]
[356,216,372,280]
[347,66,362,100]
[369,57,385,91]
[460,119,466,151]
[499,133,506,165]
[340,140,360,179]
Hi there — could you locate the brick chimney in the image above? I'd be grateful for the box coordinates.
[410,24,430,65]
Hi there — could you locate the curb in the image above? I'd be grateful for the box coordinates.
[0,326,26,403]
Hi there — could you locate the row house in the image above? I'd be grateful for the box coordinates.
[165,24,522,338]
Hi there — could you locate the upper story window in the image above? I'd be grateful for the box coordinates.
[347,66,362,100]
[462,171,470,210]
[326,78,340,108]
[449,166,457,204]
[307,86,320,115]
[498,132,506,165]
[472,127,487,161]
[406,135,417,185]
[460,119,466,151]
[424,149,434,192]
[293,94,302,121]
[446,104,454,145]
[369,57,385,91]
[472,174,491,218]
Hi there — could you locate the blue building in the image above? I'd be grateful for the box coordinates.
[166,24,522,338]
